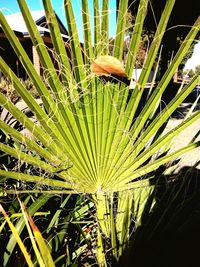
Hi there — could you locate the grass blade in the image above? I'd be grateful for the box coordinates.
[18,199,46,267]
[0,204,34,267]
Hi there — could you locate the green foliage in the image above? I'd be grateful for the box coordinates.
[0,77,39,102]
[195,64,200,74]
[185,65,200,78]
[0,0,200,266]
[189,68,195,78]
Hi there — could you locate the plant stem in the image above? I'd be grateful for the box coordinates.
[95,192,108,267]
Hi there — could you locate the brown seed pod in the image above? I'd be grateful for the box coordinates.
[91,55,127,78]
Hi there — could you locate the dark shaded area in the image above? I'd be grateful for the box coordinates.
[128,166,200,267]
[172,102,200,119]
[126,0,200,75]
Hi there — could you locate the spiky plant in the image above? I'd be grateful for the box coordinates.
[0,0,200,265]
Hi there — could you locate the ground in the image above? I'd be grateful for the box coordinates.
[164,103,200,170]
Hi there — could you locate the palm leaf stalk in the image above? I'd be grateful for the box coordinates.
[0,0,200,265]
